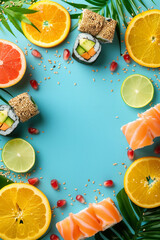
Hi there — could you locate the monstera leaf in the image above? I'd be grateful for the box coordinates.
[95,188,160,240]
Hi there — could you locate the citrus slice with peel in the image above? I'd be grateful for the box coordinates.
[0,39,26,88]
[125,9,160,68]
[0,183,51,240]
[21,0,71,48]
[2,138,35,173]
[124,157,160,208]
[121,74,154,108]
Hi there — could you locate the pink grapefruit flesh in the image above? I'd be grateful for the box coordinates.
[0,39,26,88]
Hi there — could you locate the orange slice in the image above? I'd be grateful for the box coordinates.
[21,0,71,48]
[124,157,160,208]
[125,10,160,68]
[0,183,52,240]
[0,39,26,88]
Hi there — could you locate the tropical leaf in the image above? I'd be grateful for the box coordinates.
[63,0,155,51]
[0,175,13,189]
[95,188,160,240]
[0,89,13,98]
[0,0,39,36]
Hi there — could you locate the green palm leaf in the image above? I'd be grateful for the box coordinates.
[0,175,13,189]
[95,188,160,240]
[63,0,155,52]
[0,0,39,36]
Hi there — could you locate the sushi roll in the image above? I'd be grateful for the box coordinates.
[78,9,105,37]
[97,19,117,43]
[72,33,101,64]
[78,9,117,43]
[9,92,39,123]
[0,105,19,136]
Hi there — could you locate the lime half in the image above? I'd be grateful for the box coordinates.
[2,138,35,173]
[121,74,154,108]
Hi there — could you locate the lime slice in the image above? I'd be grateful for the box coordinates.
[2,138,35,173]
[121,74,154,108]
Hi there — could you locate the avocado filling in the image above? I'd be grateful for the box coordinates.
[76,39,96,60]
[0,110,14,131]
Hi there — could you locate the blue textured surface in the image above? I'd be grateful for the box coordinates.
[0,0,160,239]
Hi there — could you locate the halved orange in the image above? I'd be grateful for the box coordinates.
[124,157,160,208]
[21,0,71,48]
[0,183,52,240]
[0,39,26,88]
[125,10,160,68]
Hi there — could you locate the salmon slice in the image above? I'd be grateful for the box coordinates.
[121,118,154,150]
[70,206,102,238]
[138,106,160,124]
[90,198,122,230]
[56,216,82,240]
[145,117,160,139]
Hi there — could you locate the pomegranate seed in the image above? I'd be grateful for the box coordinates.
[104,180,114,187]
[28,177,39,186]
[30,80,38,90]
[127,149,134,160]
[154,145,160,154]
[50,234,59,240]
[123,54,131,63]
[28,127,39,135]
[63,49,70,61]
[57,199,66,208]
[31,49,42,58]
[51,179,59,190]
[76,195,85,204]
[110,61,118,72]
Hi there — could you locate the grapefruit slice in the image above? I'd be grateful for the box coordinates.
[0,39,26,88]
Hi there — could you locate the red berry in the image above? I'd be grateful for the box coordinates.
[28,127,39,135]
[127,149,134,160]
[31,49,42,58]
[57,199,66,208]
[30,80,38,90]
[154,145,160,154]
[104,180,114,187]
[50,234,59,240]
[123,54,131,63]
[28,177,39,186]
[63,49,70,61]
[110,61,118,72]
[76,195,85,204]
[51,179,59,190]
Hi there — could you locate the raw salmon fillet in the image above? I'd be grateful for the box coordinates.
[70,206,102,238]
[122,104,160,150]
[90,198,122,230]
[56,198,122,240]
[121,118,153,150]
[56,216,82,240]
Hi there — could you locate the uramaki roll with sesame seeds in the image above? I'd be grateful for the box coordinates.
[9,93,39,122]
[78,9,117,43]
[97,19,117,43]
[78,9,105,36]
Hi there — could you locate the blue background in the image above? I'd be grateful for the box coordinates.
[0,0,160,239]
